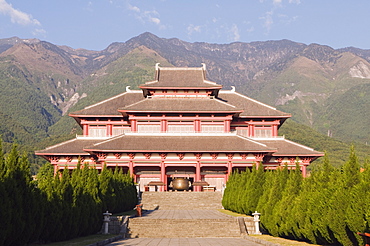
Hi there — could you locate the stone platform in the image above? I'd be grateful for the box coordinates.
[107,192,267,245]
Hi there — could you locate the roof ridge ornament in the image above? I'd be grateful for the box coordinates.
[231,86,236,92]
[155,63,160,70]
[201,63,206,70]
[126,86,131,92]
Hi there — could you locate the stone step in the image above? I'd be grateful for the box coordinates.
[128,218,240,238]
[140,191,223,210]
[128,192,254,238]
[242,217,256,234]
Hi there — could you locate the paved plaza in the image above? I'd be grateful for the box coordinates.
[108,237,264,245]
[134,209,233,220]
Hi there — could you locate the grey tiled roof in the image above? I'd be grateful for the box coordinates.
[70,91,143,116]
[119,97,242,113]
[256,139,324,156]
[84,135,276,153]
[68,90,290,119]
[35,136,323,158]
[35,139,102,155]
[141,67,222,89]
[218,91,291,118]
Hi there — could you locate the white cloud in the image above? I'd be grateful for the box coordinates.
[128,4,166,29]
[278,13,298,25]
[32,28,46,36]
[0,0,41,26]
[247,26,255,33]
[260,11,274,34]
[258,0,300,34]
[150,17,160,25]
[187,24,202,36]
[230,24,240,41]
[128,3,140,13]
[273,0,282,6]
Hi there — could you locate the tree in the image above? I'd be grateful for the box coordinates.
[242,163,265,215]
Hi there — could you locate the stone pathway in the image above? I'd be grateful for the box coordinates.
[134,209,232,220]
[108,237,264,245]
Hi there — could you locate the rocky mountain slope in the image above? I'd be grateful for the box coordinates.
[0,32,369,147]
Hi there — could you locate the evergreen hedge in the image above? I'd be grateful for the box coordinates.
[0,141,137,245]
[222,147,370,246]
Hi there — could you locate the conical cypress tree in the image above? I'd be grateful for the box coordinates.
[0,138,5,178]
[222,171,238,210]
[257,166,289,236]
[342,145,360,188]
[2,145,25,245]
[327,146,362,245]
[85,166,102,234]
[18,152,42,244]
[299,153,339,245]
[243,163,265,215]
[57,167,74,240]
[256,170,275,231]
[273,162,303,237]
[99,163,114,211]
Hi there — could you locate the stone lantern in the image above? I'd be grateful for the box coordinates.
[252,211,262,235]
[103,211,112,234]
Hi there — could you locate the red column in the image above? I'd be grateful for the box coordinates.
[301,165,307,178]
[195,161,201,192]
[129,161,134,177]
[224,120,231,132]
[227,161,232,181]
[161,161,166,191]
[195,120,201,132]
[107,124,113,136]
[131,119,137,132]
[83,124,88,136]
[161,119,167,132]
[272,124,278,137]
[249,124,254,137]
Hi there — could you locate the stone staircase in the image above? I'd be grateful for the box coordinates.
[127,192,249,238]
[140,191,223,210]
[128,217,240,238]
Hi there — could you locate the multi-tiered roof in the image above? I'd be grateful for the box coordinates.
[36,64,323,179]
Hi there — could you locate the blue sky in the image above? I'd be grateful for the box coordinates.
[1,0,370,51]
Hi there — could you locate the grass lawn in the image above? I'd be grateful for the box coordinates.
[250,235,324,246]
[218,208,250,217]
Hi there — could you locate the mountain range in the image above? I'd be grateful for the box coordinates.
[0,33,369,168]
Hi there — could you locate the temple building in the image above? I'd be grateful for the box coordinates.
[36,64,323,191]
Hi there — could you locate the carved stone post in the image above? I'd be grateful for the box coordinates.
[103,211,112,234]
[252,211,262,235]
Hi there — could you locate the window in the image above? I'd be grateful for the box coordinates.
[137,124,161,133]
[201,124,224,133]
[236,127,249,137]
[89,125,106,137]
[112,126,131,136]
[254,127,272,138]
[167,124,194,133]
